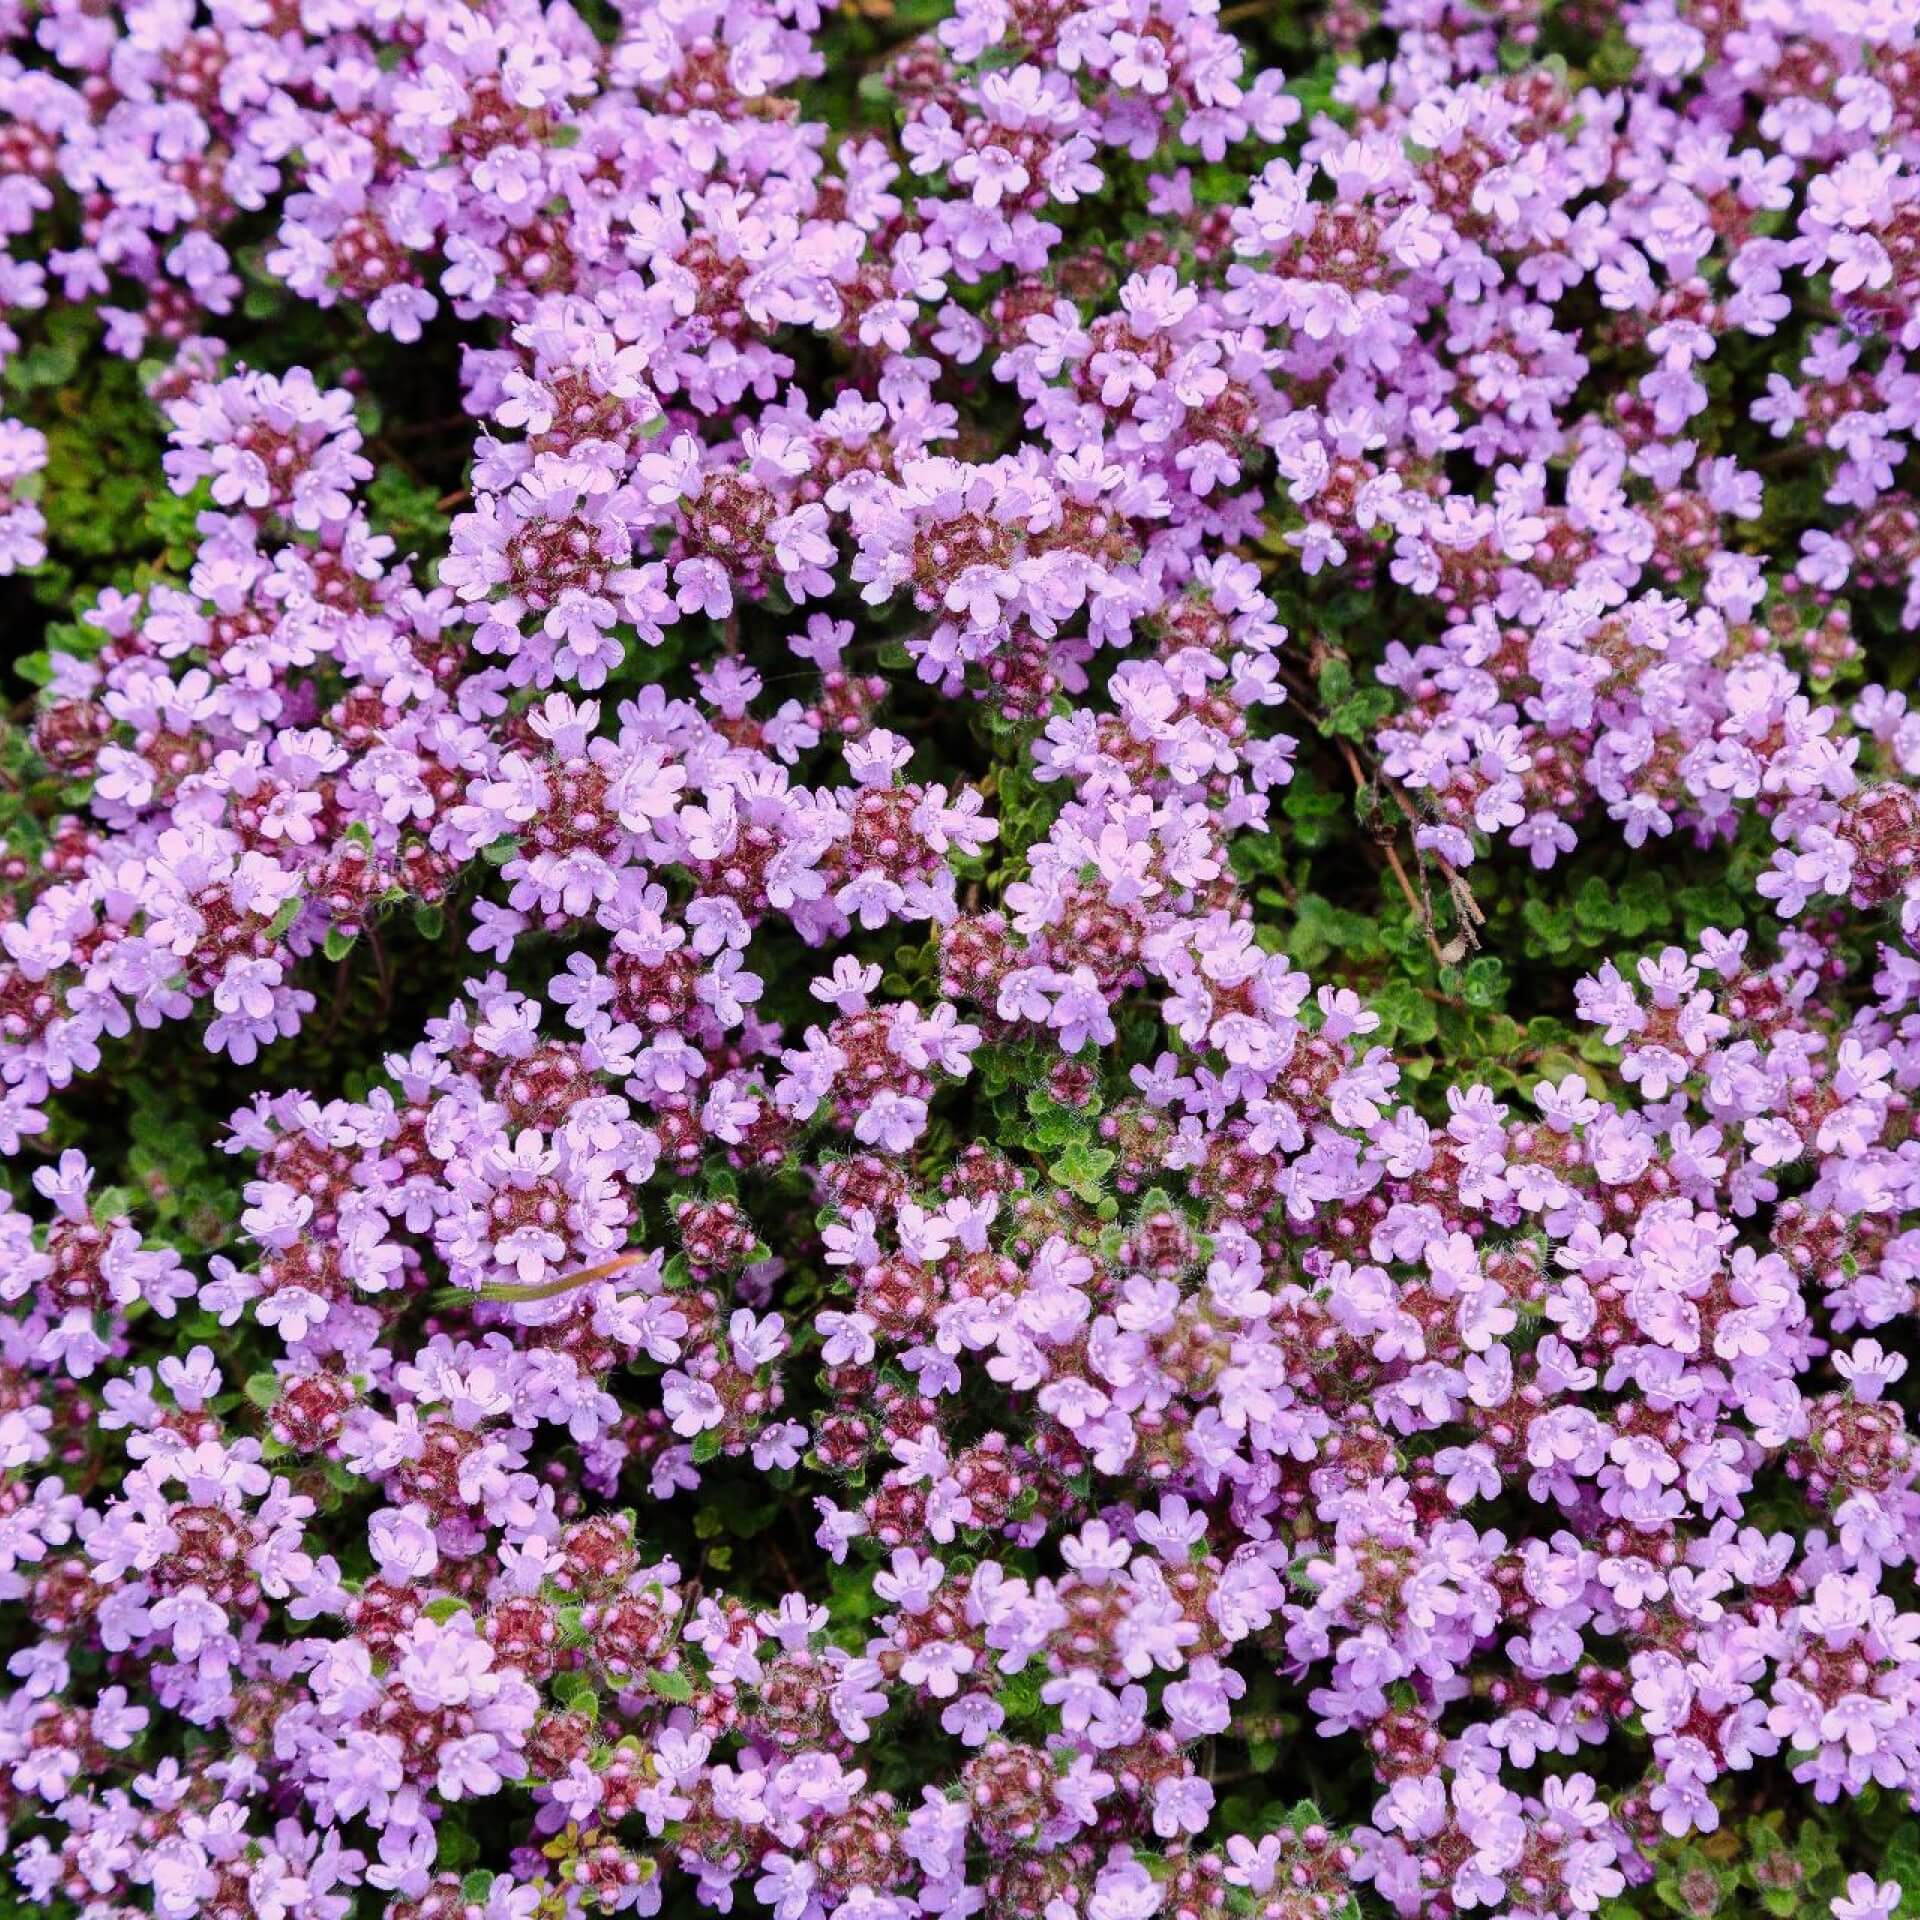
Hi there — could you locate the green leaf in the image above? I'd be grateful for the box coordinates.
[647,1667,694,1703]
[1522,896,1577,957]
[552,1670,600,1718]
[1050,1142,1115,1203]
[1372,980,1438,1045]
[436,1821,479,1870]
[1026,1086,1094,1149]
[1459,955,1508,1010]
[1316,658,1354,705]
[1616,871,1669,937]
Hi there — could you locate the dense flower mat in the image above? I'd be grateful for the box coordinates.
[5,0,1920,1916]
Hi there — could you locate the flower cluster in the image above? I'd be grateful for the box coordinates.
[7,0,1920,1918]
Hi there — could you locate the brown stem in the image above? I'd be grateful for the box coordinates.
[1382,837,1452,969]
[477,1249,655,1304]
[1754,441,1822,473]
[1331,737,1483,960]
[1331,736,1446,961]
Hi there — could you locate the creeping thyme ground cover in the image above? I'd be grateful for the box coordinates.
[13,0,1920,1918]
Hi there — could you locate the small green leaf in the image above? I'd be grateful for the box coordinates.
[436,1821,479,1870]
[1050,1142,1115,1203]
[553,1670,599,1717]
